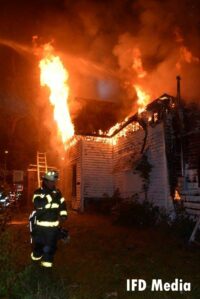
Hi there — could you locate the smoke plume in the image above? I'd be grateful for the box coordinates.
[0,0,200,153]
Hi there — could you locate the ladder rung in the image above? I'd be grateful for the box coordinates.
[37,152,48,188]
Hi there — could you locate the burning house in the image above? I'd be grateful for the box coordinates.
[33,43,200,217]
[60,83,200,215]
[61,92,184,213]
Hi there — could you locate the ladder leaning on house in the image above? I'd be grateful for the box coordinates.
[27,153,58,202]
[36,152,48,188]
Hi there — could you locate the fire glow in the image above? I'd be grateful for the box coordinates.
[134,85,151,114]
[132,48,147,79]
[38,43,151,148]
[39,44,74,143]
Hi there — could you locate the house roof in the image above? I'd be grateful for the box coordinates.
[77,93,175,138]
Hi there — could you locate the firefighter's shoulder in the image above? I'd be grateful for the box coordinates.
[34,187,44,195]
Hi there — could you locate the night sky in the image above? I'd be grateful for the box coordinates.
[0,0,200,170]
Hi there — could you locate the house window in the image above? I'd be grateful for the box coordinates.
[72,164,77,197]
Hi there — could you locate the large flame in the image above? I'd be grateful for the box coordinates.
[134,84,151,114]
[132,48,147,78]
[39,44,74,143]
[132,48,151,113]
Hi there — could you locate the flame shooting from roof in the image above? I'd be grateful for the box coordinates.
[39,43,74,144]
[131,47,151,114]
[97,48,151,140]
[134,84,151,114]
[38,41,151,148]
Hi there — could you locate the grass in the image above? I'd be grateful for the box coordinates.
[0,211,200,298]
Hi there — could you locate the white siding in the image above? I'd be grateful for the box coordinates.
[64,121,173,212]
[113,122,172,210]
[83,140,113,198]
[63,140,82,210]
[147,123,172,209]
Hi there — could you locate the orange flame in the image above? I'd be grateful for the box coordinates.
[132,48,147,78]
[39,43,74,143]
[134,84,151,114]
[174,189,181,201]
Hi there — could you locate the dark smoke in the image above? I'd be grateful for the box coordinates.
[0,0,200,163]
[1,0,200,101]
[59,0,200,103]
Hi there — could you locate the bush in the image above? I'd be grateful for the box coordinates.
[84,190,121,215]
[111,196,163,228]
[170,213,196,240]
[84,197,116,215]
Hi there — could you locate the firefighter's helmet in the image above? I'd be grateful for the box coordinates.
[42,171,59,182]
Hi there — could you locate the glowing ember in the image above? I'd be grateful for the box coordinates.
[107,122,123,136]
[134,85,151,114]
[105,117,128,137]
[39,43,74,143]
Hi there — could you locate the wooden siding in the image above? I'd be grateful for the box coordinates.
[64,122,173,212]
[113,122,172,210]
[113,129,144,198]
[147,123,172,209]
[82,140,113,198]
[63,140,82,210]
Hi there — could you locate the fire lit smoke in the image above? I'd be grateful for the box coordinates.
[132,48,147,79]
[174,27,199,71]
[1,0,200,139]
[39,43,74,144]
[112,1,200,103]
[34,0,200,138]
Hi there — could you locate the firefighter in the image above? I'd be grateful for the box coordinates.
[30,170,67,268]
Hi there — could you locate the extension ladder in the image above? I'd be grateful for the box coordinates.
[37,152,48,187]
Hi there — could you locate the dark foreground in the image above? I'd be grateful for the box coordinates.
[0,210,200,299]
